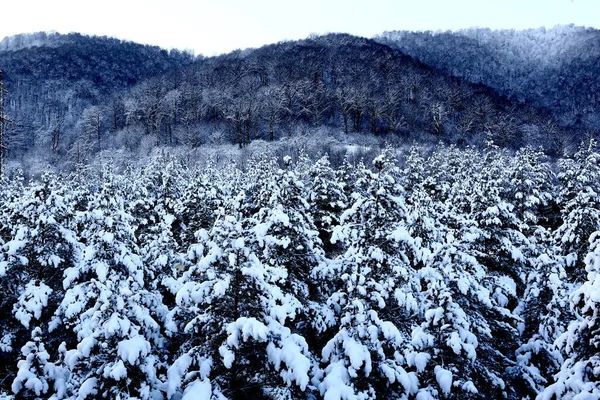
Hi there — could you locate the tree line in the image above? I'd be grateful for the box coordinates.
[0,33,576,171]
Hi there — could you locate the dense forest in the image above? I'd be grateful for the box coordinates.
[377,25,600,131]
[0,31,590,175]
[1,139,600,399]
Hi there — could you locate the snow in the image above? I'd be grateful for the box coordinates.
[267,335,310,390]
[413,352,430,372]
[77,377,98,399]
[13,281,52,329]
[6,228,28,257]
[219,345,235,369]
[12,355,49,396]
[462,380,478,393]
[107,360,127,380]
[106,313,132,338]
[102,231,114,244]
[319,360,356,400]
[118,335,150,365]
[389,225,411,243]
[167,354,192,397]
[416,389,435,400]
[95,261,109,282]
[343,338,372,375]
[182,379,212,400]
[434,365,453,395]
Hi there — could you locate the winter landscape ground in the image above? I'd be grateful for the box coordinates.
[0,24,600,400]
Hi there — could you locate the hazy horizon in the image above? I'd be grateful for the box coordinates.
[1,0,599,56]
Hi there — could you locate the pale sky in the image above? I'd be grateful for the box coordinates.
[1,0,599,56]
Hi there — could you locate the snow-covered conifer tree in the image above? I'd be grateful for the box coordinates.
[56,175,166,399]
[539,231,600,399]
[318,148,420,399]
[512,232,571,398]
[555,139,600,280]
[0,171,80,396]
[175,158,223,249]
[168,193,312,399]
[509,146,554,233]
[306,154,347,254]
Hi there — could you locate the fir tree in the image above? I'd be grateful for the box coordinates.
[555,139,600,281]
[539,231,600,399]
[55,176,166,399]
[168,195,312,400]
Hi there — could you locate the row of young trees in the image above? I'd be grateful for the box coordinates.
[1,140,600,399]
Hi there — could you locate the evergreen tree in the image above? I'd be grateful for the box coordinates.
[512,231,571,398]
[319,149,419,399]
[555,139,600,280]
[306,154,347,255]
[508,146,554,233]
[539,231,600,399]
[55,176,166,399]
[0,171,80,396]
[168,195,312,399]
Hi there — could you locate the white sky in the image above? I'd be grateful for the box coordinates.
[1,0,599,56]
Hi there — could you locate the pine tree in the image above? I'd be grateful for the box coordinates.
[56,176,166,399]
[539,231,600,399]
[319,149,419,399]
[306,154,347,255]
[512,231,571,398]
[168,194,312,399]
[0,171,80,396]
[11,327,67,398]
[175,159,223,250]
[509,146,554,233]
[555,139,600,281]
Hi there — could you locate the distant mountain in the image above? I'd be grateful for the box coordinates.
[0,31,574,169]
[376,25,600,130]
[0,32,194,158]
[92,33,562,152]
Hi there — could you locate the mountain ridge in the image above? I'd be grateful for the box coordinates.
[376,25,600,130]
[0,30,584,171]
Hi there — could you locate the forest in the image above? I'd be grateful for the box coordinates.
[1,138,600,399]
[1,30,592,176]
[377,25,600,131]
[1,26,600,399]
